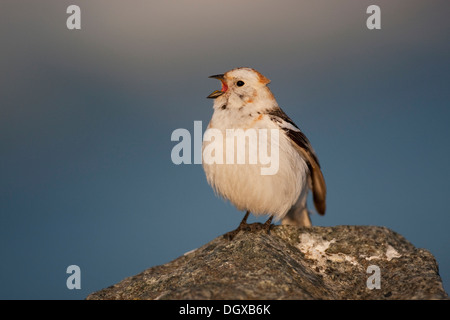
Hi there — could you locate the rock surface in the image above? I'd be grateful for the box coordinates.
[87,225,448,300]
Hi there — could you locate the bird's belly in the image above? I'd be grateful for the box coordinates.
[202,131,308,220]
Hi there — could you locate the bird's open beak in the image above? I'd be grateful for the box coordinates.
[207,74,228,99]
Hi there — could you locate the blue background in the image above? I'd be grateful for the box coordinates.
[1,1,449,299]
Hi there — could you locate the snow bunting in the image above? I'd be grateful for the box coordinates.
[203,67,326,238]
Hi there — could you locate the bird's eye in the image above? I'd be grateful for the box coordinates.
[236,80,245,87]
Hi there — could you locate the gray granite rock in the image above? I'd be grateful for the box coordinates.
[86,225,448,300]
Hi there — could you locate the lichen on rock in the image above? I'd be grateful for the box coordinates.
[87,225,448,300]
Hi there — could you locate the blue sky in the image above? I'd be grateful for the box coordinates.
[1,1,449,299]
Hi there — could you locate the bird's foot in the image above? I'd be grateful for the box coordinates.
[223,220,251,241]
[223,216,273,241]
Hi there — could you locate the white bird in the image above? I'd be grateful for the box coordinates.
[202,67,326,239]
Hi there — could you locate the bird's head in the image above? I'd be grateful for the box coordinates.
[207,68,274,109]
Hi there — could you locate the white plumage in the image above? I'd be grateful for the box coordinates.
[202,68,326,229]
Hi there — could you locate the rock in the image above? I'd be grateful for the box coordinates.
[86,225,448,300]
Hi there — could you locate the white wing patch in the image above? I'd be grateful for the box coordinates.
[270,116,301,132]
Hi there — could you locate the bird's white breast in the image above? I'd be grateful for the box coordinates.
[202,107,309,221]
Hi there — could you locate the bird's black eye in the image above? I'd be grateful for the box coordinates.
[236,80,245,87]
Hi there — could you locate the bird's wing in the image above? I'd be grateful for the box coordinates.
[267,108,327,215]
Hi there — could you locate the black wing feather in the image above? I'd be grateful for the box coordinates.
[267,107,326,215]
[266,108,320,167]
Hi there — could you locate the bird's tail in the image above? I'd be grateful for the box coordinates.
[281,190,312,227]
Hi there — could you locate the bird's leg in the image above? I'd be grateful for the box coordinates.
[238,210,250,229]
[224,211,250,240]
[262,215,273,234]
